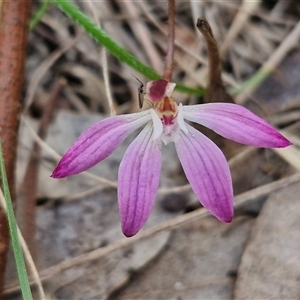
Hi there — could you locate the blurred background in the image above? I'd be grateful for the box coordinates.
[2,0,300,299]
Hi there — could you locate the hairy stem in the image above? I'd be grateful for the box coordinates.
[163,0,176,82]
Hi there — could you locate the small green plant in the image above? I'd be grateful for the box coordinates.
[0,140,33,300]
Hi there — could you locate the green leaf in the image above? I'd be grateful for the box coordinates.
[229,68,271,95]
[30,0,52,30]
[53,0,205,97]
[0,141,33,300]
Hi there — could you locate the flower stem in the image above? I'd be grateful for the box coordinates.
[163,0,176,82]
[53,0,204,96]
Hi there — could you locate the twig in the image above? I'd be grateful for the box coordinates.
[63,85,90,114]
[21,117,118,188]
[139,1,239,89]
[24,34,81,111]
[235,19,300,103]
[4,171,300,295]
[22,112,257,199]
[36,172,300,277]
[121,0,162,72]
[220,0,260,54]
[196,18,234,104]
[138,1,207,65]
[18,78,66,257]
[87,0,116,116]
[272,129,300,171]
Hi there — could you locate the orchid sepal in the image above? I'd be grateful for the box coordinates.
[182,103,291,148]
[175,123,233,222]
[51,110,151,178]
[118,123,162,237]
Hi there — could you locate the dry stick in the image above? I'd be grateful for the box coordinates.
[220,0,260,55]
[196,18,234,104]
[139,1,239,89]
[159,146,256,195]
[87,1,116,116]
[138,1,207,65]
[121,0,162,72]
[274,146,300,172]
[273,128,300,171]
[62,185,106,203]
[63,85,90,114]
[189,0,204,26]
[163,0,176,82]
[236,19,300,104]
[269,111,300,127]
[22,113,256,198]
[18,79,66,258]
[24,35,81,111]
[0,0,31,294]
[101,47,116,116]
[5,171,300,295]
[36,172,300,276]
[63,147,256,202]
[21,118,118,188]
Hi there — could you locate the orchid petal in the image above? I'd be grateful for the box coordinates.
[175,124,233,222]
[52,110,151,178]
[118,123,162,237]
[183,103,291,148]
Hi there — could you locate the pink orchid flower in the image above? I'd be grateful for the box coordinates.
[52,79,291,237]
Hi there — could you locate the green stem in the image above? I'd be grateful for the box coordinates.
[29,0,51,30]
[0,140,33,300]
[230,68,271,95]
